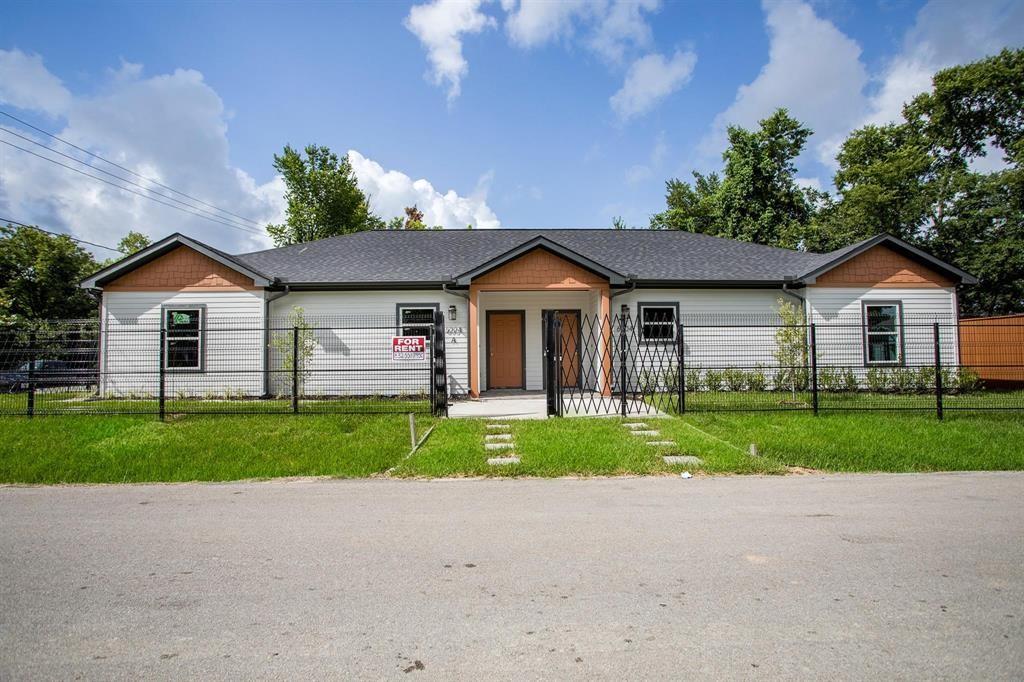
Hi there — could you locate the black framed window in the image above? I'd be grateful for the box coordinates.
[638,303,677,343]
[863,302,902,365]
[397,306,435,338]
[164,307,204,370]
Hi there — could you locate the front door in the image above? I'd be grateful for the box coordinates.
[542,310,581,389]
[487,311,525,389]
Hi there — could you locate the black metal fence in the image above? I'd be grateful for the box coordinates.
[0,313,448,418]
[545,313,1024,418]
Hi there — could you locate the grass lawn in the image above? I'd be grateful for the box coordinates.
[670,412,1024,473]
[0,414,433,484]
[394,417,784,477]
[648,389,1024,413]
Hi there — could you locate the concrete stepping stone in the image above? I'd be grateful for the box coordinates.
[629,430,660,437]
[623,423,649,430]
[487,456,520,466]
[663,455,703,465]
[485,442,514,451]
[485,434,513,442]
[646,441,677,447]
[486,423,511,430]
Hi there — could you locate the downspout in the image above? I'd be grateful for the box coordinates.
[263,283,289,397]
[782,277,808,321]
[609,276,637,301]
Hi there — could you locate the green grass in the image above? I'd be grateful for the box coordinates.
[0,414,433,484]
[394,417,783,477]
[648,389,1024,413]
[668,412,1024,472]
[0,391,430,416]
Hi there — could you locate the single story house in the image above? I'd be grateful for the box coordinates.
[81,229,975,399]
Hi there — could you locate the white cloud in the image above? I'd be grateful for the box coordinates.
[699,0,867,165]
[0,49,71,115]
[625,130,669,185]
[348,151,500,229]
[0,51,500,258]
[610,50,697,121]
[404,0,496,103]
[863,0,1024,128]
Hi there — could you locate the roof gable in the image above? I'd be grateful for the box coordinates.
[800,234,976,285]
[454,236,625,285]
[472,247,611,289]
[81,233,273,289]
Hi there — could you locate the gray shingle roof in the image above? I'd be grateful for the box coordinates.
[233,229,832,285]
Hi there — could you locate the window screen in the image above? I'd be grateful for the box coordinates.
[164,308,203,370]
[864,303,902,364]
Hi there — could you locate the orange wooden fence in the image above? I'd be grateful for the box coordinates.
[958,314,1024,387]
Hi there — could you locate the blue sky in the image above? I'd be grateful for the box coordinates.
[1,0,1021,254]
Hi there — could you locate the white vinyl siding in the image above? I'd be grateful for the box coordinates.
[269,290,469,397]
[806,287,959,370]
[101,290,265,397]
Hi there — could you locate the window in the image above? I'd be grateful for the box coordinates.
[164,307,204,370]
[638,303,677,343]
[863,302,902,365]
[397,305,437,338]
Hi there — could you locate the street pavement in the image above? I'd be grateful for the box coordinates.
[2,473,1022,679]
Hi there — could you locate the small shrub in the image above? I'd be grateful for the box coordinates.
[637,370,659,393]
[685,366,702,392]
[746,365,768,392]
[818,367,841,392]
[890,367,916,394]
[661,367,680,392]
[915,367,936,393]
[704,369,724,391]
[723,366,746,391]
[866,367,889,393]
[940,367,957,392]
[841,368,859,392]
[957,368,981,393]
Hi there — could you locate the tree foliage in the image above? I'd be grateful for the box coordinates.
[267,145,382,246]
[0,224,100,324]
[651,109,815,249]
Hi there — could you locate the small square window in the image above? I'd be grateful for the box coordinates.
[397,306,436,338]
[164,307,204,370]
[638,304,677,343]
[864,303,902,365]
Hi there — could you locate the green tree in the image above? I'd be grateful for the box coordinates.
[650,109,815,248]
[117,231,151,255]
[816,49,1024,315]
[266,145,381,246]
[0,224,100,324]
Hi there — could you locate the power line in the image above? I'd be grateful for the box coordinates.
[0,109,264,228]
[0,126,266,234]
[0,139,266,236]
[0,216,121,252]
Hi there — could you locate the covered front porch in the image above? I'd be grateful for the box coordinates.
[459,242,620,400]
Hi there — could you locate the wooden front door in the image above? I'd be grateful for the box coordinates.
[487,311,525,389]
[542,310,581,389]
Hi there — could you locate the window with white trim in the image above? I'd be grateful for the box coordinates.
[864,302,902,365]
[638,303,677,343]
[164,307,204,370]
[397,306,436,338]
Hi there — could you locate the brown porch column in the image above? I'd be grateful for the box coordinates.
[600,286,612,396]
[469,284,480,397]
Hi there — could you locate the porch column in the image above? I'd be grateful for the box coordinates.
[469,284,480,398]
[600,286,612,396]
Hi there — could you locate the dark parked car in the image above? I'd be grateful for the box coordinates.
[0,360,98,392]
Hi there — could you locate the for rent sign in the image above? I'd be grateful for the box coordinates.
[392,336,427,361]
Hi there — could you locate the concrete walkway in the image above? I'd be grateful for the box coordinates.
[2,473,1023,679]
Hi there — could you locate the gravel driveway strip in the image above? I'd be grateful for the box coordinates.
[2,472,1023,680]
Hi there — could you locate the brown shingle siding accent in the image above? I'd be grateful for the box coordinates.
[811,245,953,288]
[105,245,257,291]
[474,248,607,289]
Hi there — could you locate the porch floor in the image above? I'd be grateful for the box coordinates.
[448,391,666,420]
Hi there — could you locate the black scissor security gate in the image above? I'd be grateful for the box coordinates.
[544,311,682,417]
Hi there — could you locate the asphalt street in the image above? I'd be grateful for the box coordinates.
[2,473,1022,679]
